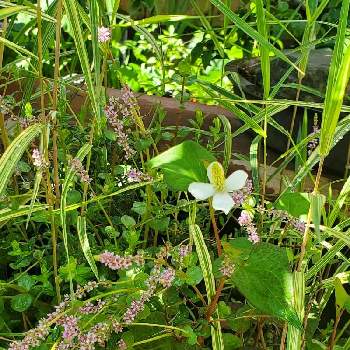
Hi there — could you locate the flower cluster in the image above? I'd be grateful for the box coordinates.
[98,26,111,43]
[179,244,192,261]
[58,316,80,341]
[105,96,136,160]
[220,255,235,277]
[232,179,253,206]
[70,158,92,183]
[263,208,306,233]
[238,211,260,244]
[122,266,175,324]
[127,168,152,183]
[117,339,127,350]
[32,148,48,169]
[78,322,110,350]
[99,251,144,270]
[307,118,320,156]
[79,300,106,314]
[8,293,71,350]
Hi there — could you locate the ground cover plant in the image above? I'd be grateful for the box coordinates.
[0,0,350,349]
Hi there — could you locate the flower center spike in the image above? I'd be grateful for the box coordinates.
[211,162,225,192]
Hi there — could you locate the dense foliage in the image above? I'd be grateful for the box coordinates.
[0,0,350,349]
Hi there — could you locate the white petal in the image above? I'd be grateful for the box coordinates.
[212,192,235,215]
[207,161,224,184]
[188,182,215,200]
[224,170,248,192]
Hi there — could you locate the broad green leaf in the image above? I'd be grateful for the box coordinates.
[148,141,216,191]
[185,266,203,286]
[275,192,310,220]
[334,278,350,315]
[11,294,33,312]
[230,242,302,329]
[0,124,42,196]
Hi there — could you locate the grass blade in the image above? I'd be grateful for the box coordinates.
[63,0,100,129]
[0,123,42,196]
[319,0,350,157]
[77,215,99,279]
[60,143,92,294]
[250,135,261,195]
[189,205,224,350]
[219,115,232,173]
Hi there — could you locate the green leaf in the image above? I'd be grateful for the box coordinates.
[319,0,350,157]
[310,193,326,238]
[275,192,310,220]
[185,266,203,286]
[121,215,136,228]
[230,242,302,329]
[222,333,242,349]
[149,216,170,232]
[334,277,350,315]
[11,294,33,312]
[148,141,216,191]
[17,274,35,291]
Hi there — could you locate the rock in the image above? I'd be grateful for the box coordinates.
[225,48,350,102]
[225,49,350,176]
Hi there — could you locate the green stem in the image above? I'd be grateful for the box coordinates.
[209,200,222,256]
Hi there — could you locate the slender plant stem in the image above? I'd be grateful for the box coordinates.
[37,0,61,302]
[328,310,344,350]
[209,200,222,256]
[206,277,225,321]
[279,322,287,350]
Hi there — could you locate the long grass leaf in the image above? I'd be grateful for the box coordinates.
[319,0,350,157]
[329,175,350,226]
[219,115,232,173]
[77,215,99,279]
[250,135,261,194]
[0,124,42,196]
[63,0,100,128]
[60,143,92,294]
[189,206,224,350]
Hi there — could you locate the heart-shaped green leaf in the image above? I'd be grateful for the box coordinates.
[230,241,302,329]
[148,141,216,191]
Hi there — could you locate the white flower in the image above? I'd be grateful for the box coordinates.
[188,161,248,215]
